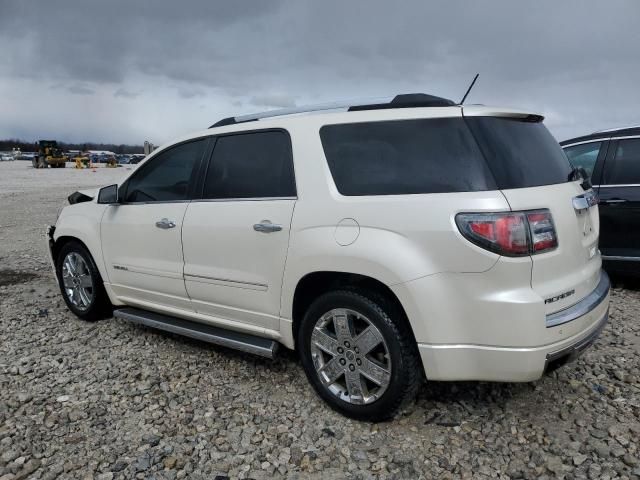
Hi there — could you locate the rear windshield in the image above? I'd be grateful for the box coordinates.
[465,116,572,189]
[319,118,496,196]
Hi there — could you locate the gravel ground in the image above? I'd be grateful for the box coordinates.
[0,160,639,480]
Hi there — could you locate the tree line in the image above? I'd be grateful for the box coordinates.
[0,138,144,154]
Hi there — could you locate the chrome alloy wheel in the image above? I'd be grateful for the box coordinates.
[310,308,391,405]
[61,252,94,311]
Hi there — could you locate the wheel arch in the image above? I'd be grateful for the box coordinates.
[288,271,417,351]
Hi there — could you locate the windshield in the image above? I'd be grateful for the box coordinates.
[464,116,572,189]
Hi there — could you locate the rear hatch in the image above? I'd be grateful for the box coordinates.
[464,110,602,314]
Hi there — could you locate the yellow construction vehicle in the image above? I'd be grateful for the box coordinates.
[33,140,67,168]
[73,153,90,169]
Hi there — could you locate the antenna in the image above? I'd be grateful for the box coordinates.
[459,73,479,105]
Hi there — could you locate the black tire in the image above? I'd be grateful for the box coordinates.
[55,240,112,321]
[298,289,422,421]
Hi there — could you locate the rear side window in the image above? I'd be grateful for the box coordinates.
[563,141,602,178]
[124,139,205,202]
[203,131,295,199]
[603,138,640,184]
[320,118,496,196]
[465,117,572,189]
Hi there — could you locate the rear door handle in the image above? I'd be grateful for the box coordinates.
[253,220,282,233]
[155,218,176,229]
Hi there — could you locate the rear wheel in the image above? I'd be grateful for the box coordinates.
[298,289,422,421]
[56,241,112,321]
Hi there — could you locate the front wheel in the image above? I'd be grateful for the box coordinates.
[56,241,112,321]
[298,289,422,421]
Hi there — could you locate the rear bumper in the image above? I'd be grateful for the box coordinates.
[544,309,608,374]
[545,271,610,327]
[415,270,610,382]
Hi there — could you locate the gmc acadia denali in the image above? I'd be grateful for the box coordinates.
[47,93,610,420]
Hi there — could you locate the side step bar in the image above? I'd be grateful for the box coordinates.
[113,307,279,358]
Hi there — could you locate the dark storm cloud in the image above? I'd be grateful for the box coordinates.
[1,0,639,143]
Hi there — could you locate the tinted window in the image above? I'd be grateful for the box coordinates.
[465,117,572,189]
[320,118,495,196]
[125,139,205,202]
[604,138,640,184]
[564,142,601,178]
[203,131,295,199]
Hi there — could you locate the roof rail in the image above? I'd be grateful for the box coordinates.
[592,125,640,134]
[209,93,456,128]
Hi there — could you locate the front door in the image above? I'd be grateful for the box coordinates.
[182,130,297,331]
[598,137,640,263]
[101,137,208,311]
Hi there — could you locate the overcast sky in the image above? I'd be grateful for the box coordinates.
[1,1,638,146]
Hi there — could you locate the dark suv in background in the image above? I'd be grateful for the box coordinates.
[562,127,640,276]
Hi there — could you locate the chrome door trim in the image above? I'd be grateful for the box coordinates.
[545,271,610,328]
[604,134,640,141]
[118,199,192,206]
[191,196,297,203]
[602,255,640,262]
[594,184,640,188]
[184,273,268,291]
[562,138,609,149]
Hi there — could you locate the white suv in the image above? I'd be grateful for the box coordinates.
[47,94,610,421]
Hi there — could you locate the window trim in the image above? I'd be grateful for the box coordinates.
[561,138,610,149]
[119,136,212,205]
[196,127,297,201]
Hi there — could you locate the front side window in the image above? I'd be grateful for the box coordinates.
[320,118,496,196]
[603,138,640,185]
[124,139,206,202]
[563,141,602,178]
[203,130,295,199]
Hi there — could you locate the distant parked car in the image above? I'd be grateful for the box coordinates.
[561,126,640,276]
[0,153,13,161]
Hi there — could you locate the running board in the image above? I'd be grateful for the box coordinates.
[113,307,279,358]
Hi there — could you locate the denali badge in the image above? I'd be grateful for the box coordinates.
[113,265,128,271]
[545,289,575,304]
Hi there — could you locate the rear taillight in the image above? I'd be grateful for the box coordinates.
[456,210,557,256]
[526,211,557,252]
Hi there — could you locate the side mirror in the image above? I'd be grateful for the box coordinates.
[97,184,119,204]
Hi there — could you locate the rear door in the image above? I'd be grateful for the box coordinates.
[598,137,640,262]
[182,130,296,331]
[465,115,601,314]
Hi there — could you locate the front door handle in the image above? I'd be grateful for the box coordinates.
[253,220,282,233]
[155,218,176,229]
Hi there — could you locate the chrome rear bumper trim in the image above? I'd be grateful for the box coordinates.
[602,255,640,262]
[545,270,610,328]
[544,309,609,372]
